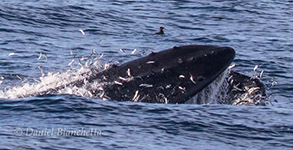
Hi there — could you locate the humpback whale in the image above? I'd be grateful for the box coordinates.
[33,45,266,105]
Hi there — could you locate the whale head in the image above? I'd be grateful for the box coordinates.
[98,45,235,103]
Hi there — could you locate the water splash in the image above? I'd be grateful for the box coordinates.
[0,49,110,99]
[0,67,94,99]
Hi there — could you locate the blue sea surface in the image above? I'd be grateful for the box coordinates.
[0,0,292,149]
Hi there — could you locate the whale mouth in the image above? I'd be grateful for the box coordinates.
[185,69,267,105]
[185,69,229,104]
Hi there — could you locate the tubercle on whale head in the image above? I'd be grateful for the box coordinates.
[149,51,157,56]
[172,46,180,50]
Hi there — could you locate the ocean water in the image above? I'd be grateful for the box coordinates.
[0,0,292,149]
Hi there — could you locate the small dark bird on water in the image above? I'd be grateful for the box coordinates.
[156,27,164,34]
